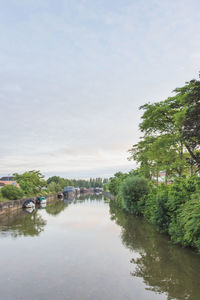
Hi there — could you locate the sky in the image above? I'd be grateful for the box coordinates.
[0,0,200,179]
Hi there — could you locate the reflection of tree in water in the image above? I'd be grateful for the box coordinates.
[110,202,200,300]
[75,194,104,202]
[0,210,46,237]
[46,200,67,216]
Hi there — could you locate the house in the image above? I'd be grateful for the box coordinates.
[0,182,5,189]
[152,171,173,184]
[0,176,19,188]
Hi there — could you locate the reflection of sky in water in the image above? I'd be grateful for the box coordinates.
[0,197,200,299]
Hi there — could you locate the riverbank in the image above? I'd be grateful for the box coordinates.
[0,194,56,216]
[102,191,115,200]
[107,173,200,253]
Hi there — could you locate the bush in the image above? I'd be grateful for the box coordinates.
[119,175,149,214]
[169,195,200,251]
[47,182,62,193]
[145,184,170,232]
[1,185,24,200]
[108,172,128,195]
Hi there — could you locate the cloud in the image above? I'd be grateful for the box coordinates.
[0,0,200,177]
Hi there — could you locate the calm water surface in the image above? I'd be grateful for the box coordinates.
[0,195,200,300]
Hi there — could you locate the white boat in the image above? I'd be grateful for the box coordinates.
[37,197,47,205]
[25,207,35,214]
[40,202,47,208]
[23,200,35,209]
[40,198,47,205]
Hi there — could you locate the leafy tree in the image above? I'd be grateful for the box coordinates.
[119,175,149,214]
[144,184,170,232]
[129,77,200,179]
[47,182,62,193]
[181,79,200,170]
[1,185,24,200]
[14,170,46,196]
[107,172,128,195]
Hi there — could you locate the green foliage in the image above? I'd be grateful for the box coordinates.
[168,197,200,252]
[1,185,24,200]
[129,77,200,179]
[124,75,200,252]
[110,169,200,252]
[0,191,8,202]
[119,176,149,215]
[47,182,62,193]
[47,176,105,189]
[14,170,46,196]
[144,184,170,232]
[103,183,109,192]
[107,172,128,196]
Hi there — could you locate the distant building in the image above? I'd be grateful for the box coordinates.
[0,182,5,189]
[152,171,173,184]
[0,176,19,188]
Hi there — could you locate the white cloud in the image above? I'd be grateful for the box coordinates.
[0,0,200,177]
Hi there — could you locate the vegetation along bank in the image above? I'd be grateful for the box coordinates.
[106,76,200,253]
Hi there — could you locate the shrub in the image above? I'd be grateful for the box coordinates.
[47,182,62,193]
[169,195,200,251]
[119,175,149,214]
[152,186,170,232]
[143,184,170,232]
[1,185,24,200]
[108,172,128,196]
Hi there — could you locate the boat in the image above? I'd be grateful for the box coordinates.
[57,192,64,200]
[37,197,47,205]
[63,186,76,198]
[24,207,35,214]
[75,188,80,194]
[39,202,47,209]
[23,199,35,209]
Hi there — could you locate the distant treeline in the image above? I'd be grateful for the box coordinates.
[0,171,108,201]
[47,176,108,192]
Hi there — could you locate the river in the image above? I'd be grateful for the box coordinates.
[0,194,199,300]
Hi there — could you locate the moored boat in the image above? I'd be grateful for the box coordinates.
[58,192,64,200]
[63,186,75,198]
[37,197,47,205]
[23,199,35,209]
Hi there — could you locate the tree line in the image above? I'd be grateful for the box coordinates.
[0,171,108,200]
[47,176,108,193]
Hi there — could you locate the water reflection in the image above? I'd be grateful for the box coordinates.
[0,199,69,238]
[77,193,104,201]
[0,209,46,238]
[46,200,68,216]
[110,201,200,300]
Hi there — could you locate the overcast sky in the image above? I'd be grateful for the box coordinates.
[0,0,200,179]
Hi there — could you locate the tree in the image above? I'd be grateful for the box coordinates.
[129,76,200,179]
[14,170,46,196]
[1,185,24,200]
[108,172,128,195]
[119,176,149,214]
[47,182,62,193]
[181,79,200,171]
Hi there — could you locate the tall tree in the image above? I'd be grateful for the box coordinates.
[129,76,200,178]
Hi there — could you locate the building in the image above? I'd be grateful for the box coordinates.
[0,176,19,188]
[152,171,173,184]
